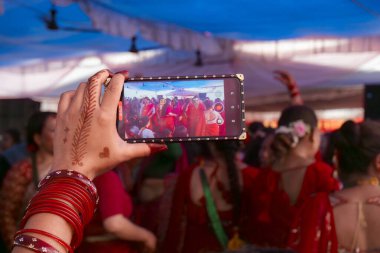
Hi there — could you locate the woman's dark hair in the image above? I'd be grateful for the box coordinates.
[196,141,242,224]
[160,128,172,138]
[26,111,57,152]
[335,120,380,177]
[138,116,150,128]
[161,99,171,117]
[204,100,214,110]
[173,125,188,137]
[271,105,318,160]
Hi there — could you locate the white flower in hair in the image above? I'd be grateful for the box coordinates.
[275,120,311,147]
[290,120,310,138]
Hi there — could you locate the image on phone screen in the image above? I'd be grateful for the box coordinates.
[118,75,244,142]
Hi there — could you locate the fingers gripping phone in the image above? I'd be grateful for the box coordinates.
[117,74,246,143]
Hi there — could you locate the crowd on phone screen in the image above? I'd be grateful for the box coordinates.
[123,95,225,139]
[1,70,380,253]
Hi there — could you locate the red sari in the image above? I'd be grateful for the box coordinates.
[0,160,33,247]
[289,192,380,253]
[162,164,259,253]
[245,161,340,248]
[187,102,206,136]
[76,171,136,253]
[288,192,338,253]
[141,103,154,118]
[152,105,176,133]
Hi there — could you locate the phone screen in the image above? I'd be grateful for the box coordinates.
[117,74,245,142]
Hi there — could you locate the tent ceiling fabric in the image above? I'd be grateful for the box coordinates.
[1,0,380,111]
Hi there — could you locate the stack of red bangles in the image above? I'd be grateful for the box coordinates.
[13,170,99,253]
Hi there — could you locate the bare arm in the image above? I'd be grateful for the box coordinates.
[11,70,166,253]
[103,214,156,252]
[273,70,303,105]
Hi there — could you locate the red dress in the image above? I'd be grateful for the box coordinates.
[245,161,340,248]
[0,160,33,247]
[289,192,380,253]
[187,103,206,136]
[162,164,259,253]
[76,171,136,253]
[141,103,154,118]
[152,105,176,133]
[288,192,338,253]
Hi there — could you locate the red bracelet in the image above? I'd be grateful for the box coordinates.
[21,207,82,249]
[22,194,84,248]
[287,83,296,90]
[18,170,98,250]
[15,229,73,253]
[37,183,95,222]
[38,170,98,203]
[13,234,60,253]
[41,177,98,205]
[291,90,300,97]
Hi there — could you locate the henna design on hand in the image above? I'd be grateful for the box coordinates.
[99,147,110,159]
[71,76,98,166]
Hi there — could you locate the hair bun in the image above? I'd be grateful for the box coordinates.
[336,120,360,148]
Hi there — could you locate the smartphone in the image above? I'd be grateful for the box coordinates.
[117,74,246,143]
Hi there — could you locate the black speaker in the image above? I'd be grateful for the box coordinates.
[364,84,380,120]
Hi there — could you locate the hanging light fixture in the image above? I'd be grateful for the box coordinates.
[194,49,203,67]
[129,36,139,53]
[46,5,59,30]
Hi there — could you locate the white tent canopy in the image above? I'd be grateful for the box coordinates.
[1,0,380,111]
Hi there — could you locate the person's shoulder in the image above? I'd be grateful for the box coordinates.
[307,160,340,191]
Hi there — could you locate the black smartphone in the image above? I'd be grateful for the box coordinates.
[117,74,246,143]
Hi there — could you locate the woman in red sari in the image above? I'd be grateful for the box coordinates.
[245,105,340,248]
[162,141,259,253]
[152,98,177,135]
[289,120,380,253]
[204,100,224,136]
[0,112,56,249]
[187,96,206,136]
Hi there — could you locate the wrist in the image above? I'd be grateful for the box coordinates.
[51,161,96,180]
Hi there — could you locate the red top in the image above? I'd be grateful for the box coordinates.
[289,192,380,253]
[187,102,206,136]
[162,165,260,253]
[84,171,133,236]
[0,160,33,247]
[245,160,340,248]
[77,171,135,253]
[288,192,338,253]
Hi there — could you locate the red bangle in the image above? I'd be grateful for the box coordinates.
[15,229,73,253]
[13,234,60,253]
[38,170,98,203]
[291,91,300,97]
[21,207,82,249]
[287,83,296,90]
[37,183,95,222]
[18,170,98,250]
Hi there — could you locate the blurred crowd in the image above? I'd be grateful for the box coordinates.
[123,96,225,139]
[1,71,380,253]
